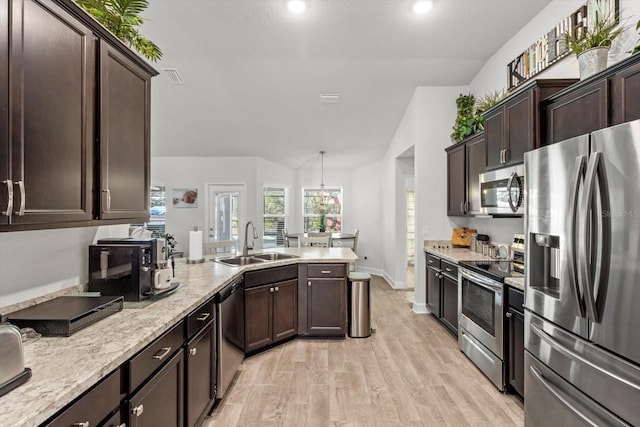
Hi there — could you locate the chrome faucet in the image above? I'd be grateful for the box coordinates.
[242,221,259,257]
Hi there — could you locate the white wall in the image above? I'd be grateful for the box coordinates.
[380,86,466,312]
[0,224,129,309]
[151,156,258,256]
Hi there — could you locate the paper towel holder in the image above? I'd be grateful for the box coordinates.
[187,226,205,264]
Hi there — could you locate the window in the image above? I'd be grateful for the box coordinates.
[263,187,287,248]
[132,185,166,237]
[303,187,342,232]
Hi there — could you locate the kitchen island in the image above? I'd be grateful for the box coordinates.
[0,247,357,427]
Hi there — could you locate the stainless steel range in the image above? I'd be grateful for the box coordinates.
[458,260,522,391]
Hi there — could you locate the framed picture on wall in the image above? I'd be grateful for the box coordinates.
[172,188,198,207]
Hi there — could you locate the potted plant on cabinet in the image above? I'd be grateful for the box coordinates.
[450,93,482,143]
[76,0,162,62]
[474,89,508,130]
[564,10,624,79]
[631,19,640,55]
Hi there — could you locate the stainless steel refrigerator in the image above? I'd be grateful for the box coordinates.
[524,119,640,426]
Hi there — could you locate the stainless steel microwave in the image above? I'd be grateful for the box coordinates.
[479,165,524,216]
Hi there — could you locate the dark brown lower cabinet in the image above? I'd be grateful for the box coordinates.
[426,254,441,316]
[441,273,458,335]
[506,287,525,399]
[245,279,297,353]
[307,278,346,336]
[44,367,124,427]
[185,321,215,427]
[128,350,184,427]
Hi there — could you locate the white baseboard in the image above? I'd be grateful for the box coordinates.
[356,266,384,277]
[413,302,429,314]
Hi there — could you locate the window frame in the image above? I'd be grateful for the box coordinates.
[262,185,288,247]
[301,186,343,232]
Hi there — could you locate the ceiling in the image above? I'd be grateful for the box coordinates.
[144,0,551,169]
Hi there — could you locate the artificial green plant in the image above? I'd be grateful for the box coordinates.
[450,93,481,143]
[76,0,162,62]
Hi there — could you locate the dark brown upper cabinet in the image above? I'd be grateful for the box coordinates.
[1,0,95,226]
[446,132,485,216]
[99,42,152,221]
[0,0,157,232]
[541,54,640,146]
[484,79,576,170]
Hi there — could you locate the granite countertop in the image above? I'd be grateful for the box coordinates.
[0,248,357,427]
[504,276,525,292]
[424,242,524,290]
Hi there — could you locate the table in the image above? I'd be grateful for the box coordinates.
[285,233,356,247]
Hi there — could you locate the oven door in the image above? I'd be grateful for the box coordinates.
[458,267,504,358]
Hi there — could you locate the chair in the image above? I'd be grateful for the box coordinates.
[352,229,359,253]
[298,236,330,248]
[309,232,332,246]
[204,240,237,257]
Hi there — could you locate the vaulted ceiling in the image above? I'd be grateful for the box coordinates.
[144,0,551,169]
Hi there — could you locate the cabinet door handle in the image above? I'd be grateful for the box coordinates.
[270,287,274,292]
[308,281,311,287]
[14,180,25,216]
[189,347,197,356]
[102,189,111,213]
[72,422,89,427]
[445,268,453,272]
[2,180,12,216]
[506,312,513,318]
[196,313,211,322]
[504,149,508,163]
[275,286,279,292]
[321,270,332,274]
[428,260,434,264]
[131,404,144,417]
[152,346,172,360]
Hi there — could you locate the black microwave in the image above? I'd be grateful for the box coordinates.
[88,243,154,301]
[479,164,525,216]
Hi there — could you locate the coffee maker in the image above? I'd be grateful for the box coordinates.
[99,238,172,290]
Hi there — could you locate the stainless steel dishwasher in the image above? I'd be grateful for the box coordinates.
[215,276,245,399]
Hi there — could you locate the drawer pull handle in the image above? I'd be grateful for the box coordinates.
[196,313,210,322]
[321,270,332,274]
[152,347,172,360]
[445,268,453,272]
[270,287,274,293]
[189,347,197,356]
[73,422,89,427]
[428,260,434,264]
[132,404,144,417]
[275,286,279,292]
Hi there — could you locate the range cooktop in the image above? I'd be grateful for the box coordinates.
[459,260,524,283]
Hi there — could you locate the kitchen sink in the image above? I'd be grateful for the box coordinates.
[214,256,267,266]
[214,252,299,267]
[251,252,299,261]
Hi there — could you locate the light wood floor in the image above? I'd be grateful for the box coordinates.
[204,275,524,426]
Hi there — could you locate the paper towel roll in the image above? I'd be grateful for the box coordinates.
[189,230,203,261]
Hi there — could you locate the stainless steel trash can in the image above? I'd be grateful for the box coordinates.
[348,272,371,338]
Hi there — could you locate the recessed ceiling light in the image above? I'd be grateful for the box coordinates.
[287,0,306,14]
[412,0,433,14]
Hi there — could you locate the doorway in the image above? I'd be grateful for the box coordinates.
[406,188,415,289]
[205,184,245,246]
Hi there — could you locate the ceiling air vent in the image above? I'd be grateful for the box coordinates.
[162,68,184,85]
[319,93,341,104]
